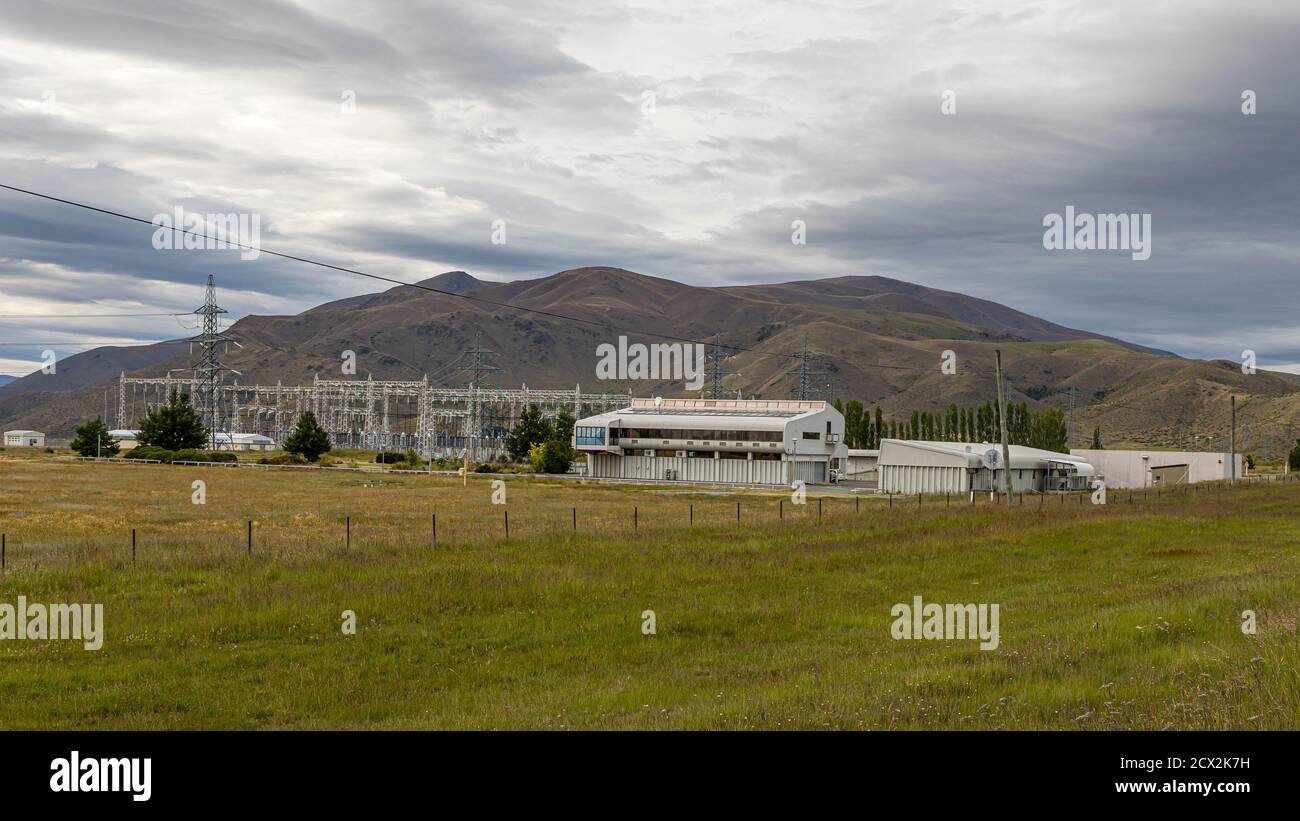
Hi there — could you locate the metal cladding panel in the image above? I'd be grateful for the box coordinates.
[588,453,786,485]
[880,464,967,495]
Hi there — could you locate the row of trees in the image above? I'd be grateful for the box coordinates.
[71,390,334,462]
[71,389,215,458]
[834,399,1073,453]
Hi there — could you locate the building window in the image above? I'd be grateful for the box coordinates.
[802,431,820,440]
[575,426,606,446]
[607,427,783,443]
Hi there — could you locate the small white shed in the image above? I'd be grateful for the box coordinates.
[3,430,46,447]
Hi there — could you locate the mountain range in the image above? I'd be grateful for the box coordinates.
[3,267,1298,457]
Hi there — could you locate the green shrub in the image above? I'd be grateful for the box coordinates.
[120,447,237,464]
[124,446,175,462]
[170,449,237,463]
[376,451,406,464]
[257,452,308,465]
[529,440,576,474]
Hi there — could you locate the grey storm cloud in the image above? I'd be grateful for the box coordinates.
[0,0,1297,376]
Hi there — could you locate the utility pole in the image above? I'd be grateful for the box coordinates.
[1230,394,1237,483]
[1241,422,1250,474]
[1066,385,1076,449]
[797,336,811,400]
[994,349,1013,507]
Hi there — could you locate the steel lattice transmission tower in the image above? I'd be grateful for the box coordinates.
[464,329,505,389]
[705,332,738,399]
[789,336,830,401]
[446,329,505,459]
[192,274,233,447]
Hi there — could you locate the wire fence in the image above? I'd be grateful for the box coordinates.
[2,471,1296,576]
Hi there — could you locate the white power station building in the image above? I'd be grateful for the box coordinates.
[1069,448,1242,488]
[877,439,1096,495]
[572,397,847,485]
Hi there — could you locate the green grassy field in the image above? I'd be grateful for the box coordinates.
[1,456,1297,729]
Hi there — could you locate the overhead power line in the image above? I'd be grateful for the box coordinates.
[0,339,191,346]
[0,312,190,318]
[0,182,939,372]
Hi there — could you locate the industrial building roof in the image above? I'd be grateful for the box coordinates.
[627,397,825,417]
[578,398,831,431]
[213,432,275,444]
[879,439,1095,473]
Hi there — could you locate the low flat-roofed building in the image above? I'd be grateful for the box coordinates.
[3,429,45,447]
[844,448,880,481]
[878,439,1095,495]
[1069,448,1241,488]
[573,397,846,485]
[212,432,276,451]
[108,429,141,450]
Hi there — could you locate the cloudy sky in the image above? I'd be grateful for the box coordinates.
[1,0,1297,377]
